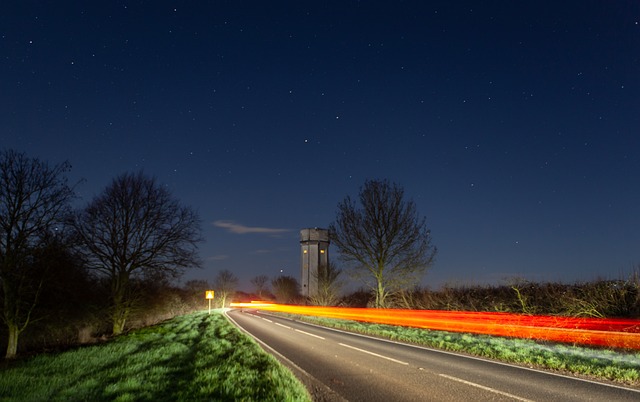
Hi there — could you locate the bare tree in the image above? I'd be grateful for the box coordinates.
[329,179,436,308]
[72,172,202,335]
[0,149,75,358]
[271,275,300,304]
[250,274,270,299]
[213,269,238,308]
[309,261,343,306]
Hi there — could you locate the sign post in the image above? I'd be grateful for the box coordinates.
[205,290,215,314]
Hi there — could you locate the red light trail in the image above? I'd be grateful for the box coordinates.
[229,302,640,350]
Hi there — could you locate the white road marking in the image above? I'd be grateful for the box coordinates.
[339,343,409,365]
[439,374,535,402]
[261,317,273,322]
[294,329,325,339]
[275,322,291,329]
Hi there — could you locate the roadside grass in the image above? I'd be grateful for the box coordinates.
[0,311,310,402]
[284,314,640,386]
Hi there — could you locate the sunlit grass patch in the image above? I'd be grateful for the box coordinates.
[0,312,310,401]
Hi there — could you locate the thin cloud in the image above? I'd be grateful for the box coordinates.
[213,220,291,235]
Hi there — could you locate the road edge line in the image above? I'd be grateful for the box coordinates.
[224,310,347,402]
[439,374,534,402]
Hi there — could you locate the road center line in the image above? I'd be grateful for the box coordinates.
[261,317,273,323]
[275,322,291,329]
[339,343,409,365]
[294,329,325,339]
[439,374,535,402]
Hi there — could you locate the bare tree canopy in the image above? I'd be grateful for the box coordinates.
[329,179,436,308]
[250,275,270,299]
[72,171,202,334]
[0,149,75,358]
[213,269,238,308]
[309,261,343,306]
[271,275,300,304]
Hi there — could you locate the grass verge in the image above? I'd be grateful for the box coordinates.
[0,311,310,402]
[283,313,640,386]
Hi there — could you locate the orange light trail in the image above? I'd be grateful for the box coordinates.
[229,302,640,350]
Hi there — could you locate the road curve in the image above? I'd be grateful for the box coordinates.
[226,309,640,402]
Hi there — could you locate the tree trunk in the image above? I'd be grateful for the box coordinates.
[111,272,130,335]
[112,315,126,335]
[5,323,20,359]
[3,278,22,359]
[111,301,129,335]
[376,278,386,308]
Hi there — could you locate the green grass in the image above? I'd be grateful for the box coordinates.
[285,314,640,386]
[0,311,310,402]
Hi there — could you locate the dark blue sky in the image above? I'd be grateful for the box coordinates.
[3,1,639,291]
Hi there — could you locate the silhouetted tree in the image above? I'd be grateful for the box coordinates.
[309,261,343,306]
[27,236,102,346]
[330,179,436,308]
[271,275,300,303]
[213,269,238,307]
[0,149,75,358]
[72,172,202,335]
[250,275,270,299]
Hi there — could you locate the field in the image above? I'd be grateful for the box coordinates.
[0,312,310,402]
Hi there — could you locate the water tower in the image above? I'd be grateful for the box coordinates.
[300,228,330,298]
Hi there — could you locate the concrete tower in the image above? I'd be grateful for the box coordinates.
[300,228,330,298]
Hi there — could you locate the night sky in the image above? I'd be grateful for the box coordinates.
[3,1,639,291]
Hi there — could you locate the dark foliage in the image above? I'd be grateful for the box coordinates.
[271,276,300,304]
[339,288,373,308]
[388,277,640,318]
[0,149,76,358]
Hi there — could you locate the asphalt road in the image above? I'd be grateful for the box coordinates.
[225,309,640,402]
